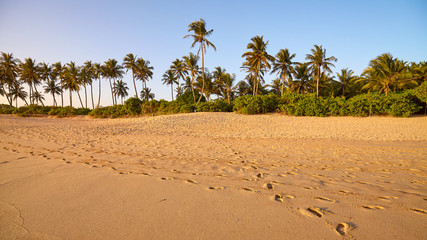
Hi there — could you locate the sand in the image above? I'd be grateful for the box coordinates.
[0,113,426,239]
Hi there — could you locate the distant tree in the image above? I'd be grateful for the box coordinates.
[9,84,27,107]
[292,63,312,94]
[162,69,178,101]
[184,19,216,105]
[140,87,155,100]
[269,78,282,95]
[82,61,95,109]
[44,78,61,106]
[52,62,64,107]
[123,53,139,98]
[236,80,250,97]
[63,61,83,108]
[182,53,200,103]
[92,63,102,108]
[135,58,154,100]
[336,68,359,98]
[19,58,44,105]
[103,59,124,105]
[171,58,188,88]
[306,45,337,97]
[1,52,25,106]
[271,49,297,96]
[114,79,129,104]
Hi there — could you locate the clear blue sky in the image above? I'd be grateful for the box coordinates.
[1,0,426,106]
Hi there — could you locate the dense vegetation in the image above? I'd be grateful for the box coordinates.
[1,19,426,118]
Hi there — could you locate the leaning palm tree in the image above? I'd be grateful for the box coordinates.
[271,49,297,96]
[103,59,124,105]
[52,62,64,107]
[1,53,27,106]
[123,53,139,98]
[113,80,129,104]
[306,45,337,97]
[336,68,359,97]
[182,53,200,103]
[44,78,61,106]
[184,19,216,105]
[162,69,178,101]
[135,58,154,100]
[360,53,417,96]
[241,35,274,95]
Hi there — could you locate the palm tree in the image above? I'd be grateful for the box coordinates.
[52,62,64,107]
[19,58,42,105]
[123,53,139,98]
[271,49,297,96]
[63,61,83,108]
[9,84,27,107]
[360,53,417,96]
[0,52,24,106]
[241,35,274,95]
[135,58,154,100]
[171,59,188,87]
[306,45,337,97]
[140,87,155,100]
[80,61,95,108]
[44,78,61,106]
[184,19,216,105]
[39,62,53,106]
[93,63,102,108]
[113,80,129,104]
[292,63,312,94]
[236,80,250,97]
[162,69,178,101]
[269,78,282,95]
[336,68,359,97]
[103,59,124,105]
[216,72,236,104]
[183,53,200,103]
[195,71,215,101]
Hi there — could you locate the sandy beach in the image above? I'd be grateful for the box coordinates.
[0,113,426,239]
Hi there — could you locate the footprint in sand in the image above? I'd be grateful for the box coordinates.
[299,207,323,218]
[336,222,349,236]
[264,183,274,190]
[274,194,284,203]
[314,196,336,203]
[161,177,174,180]
[362,205,384,210]
[379,196,398,200]
[186,179,198,184]
[409,208,426,215]
[338,190,353,195]
[141,172,152,176]
[208,186,225,190]
[242,187,256,192]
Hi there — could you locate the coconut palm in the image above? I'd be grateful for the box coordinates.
[92,63,102,108]
[52,62,64,107]
[162,69,178,101]
[103,59,124,105]
[271,49,297,96]
[9,84,27,107]
[135,58,154,100]
[113,80,129,104]
[81,61,95,108]
[184,19,216,105]
[336,68,359,97]
[195,71,215,101]
[236,80,250,97]
[360,53,417,96]
[123,53,139,98]
[19,58,42,105]
[44,78,61,106]
[39,62,53,105]
[269,78,282,95]
[241,35,274,95]
[292,63,312,94]
[306,45,337,97]
[171,59,188,87]
[182,53,200,103]
[1,52,24,106]
[63,61,83,108]
[140,87,155,100]
[216,72,236,104]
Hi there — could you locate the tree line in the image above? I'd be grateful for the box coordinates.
[1,19,426,109]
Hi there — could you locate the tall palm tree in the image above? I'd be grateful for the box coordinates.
[63,61,83,108]
[162,69,178,101]
[92,63,102,108]
[360,53,417,96]
[184,19,216,105]
[123,53,139,98]
[103,59,124,105]
[306,45,337,97]
[39,62,53,106]
[292,63,312,94]
[81,61,95,108]
[241,35,274,95]
[19,58,42,105]
[113,80,129,104]
[337,68,358,97]
[271,49,297,96]
[171,59,188,87]
[135,58,153,101]
[52,62,64,107]
[1,52,24,106]
[183,53,200,103]
[140,87,155,100]
[9,84,27,107]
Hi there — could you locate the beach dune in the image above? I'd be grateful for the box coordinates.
[0,113,426,239]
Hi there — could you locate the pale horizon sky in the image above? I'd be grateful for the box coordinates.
[1,0,426,107]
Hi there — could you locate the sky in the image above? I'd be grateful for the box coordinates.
[1,0,426,107]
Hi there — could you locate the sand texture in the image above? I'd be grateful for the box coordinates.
[0,113,426,239]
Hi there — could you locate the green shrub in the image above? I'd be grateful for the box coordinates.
[176,90,205,105]
[141,99,160,114]
[233,95,278,114]
[89,105,126,118]
[386,92,422,117]
[124,97,142,115]
[180,104,194,113]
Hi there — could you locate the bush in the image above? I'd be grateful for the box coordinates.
[124,97,142,115]
[141,99,160,114]
[233,94,278,114]
[89,105,126,118]
[176,90,205,105]
[386,92,422,117]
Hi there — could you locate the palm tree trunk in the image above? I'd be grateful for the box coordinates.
[2,85,12,106]
[109,78,114,105]
[196,50,205,105]
[77,90,84,108]
[28,83,33,105]
[90,83,94,109]
[34,85,45,106]
[97,77,101,108]
[52,92,55,106]
[113,79,117,105]
[69,89,73,107]
[84,84,87,108]
[61,85,64,107]
[191,75,196,103]
[171,83,174,101]
[316,67,320,97]
[132,72,138,98]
